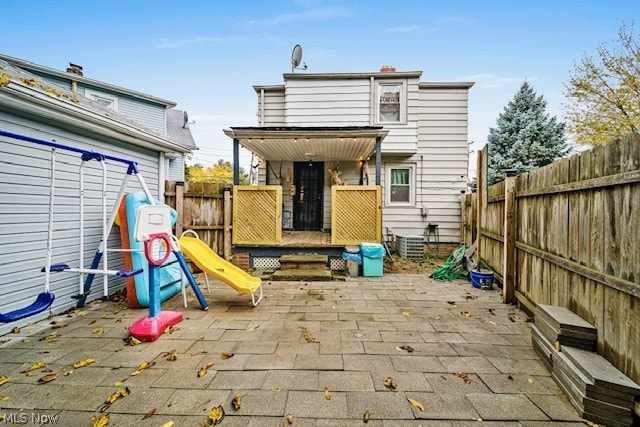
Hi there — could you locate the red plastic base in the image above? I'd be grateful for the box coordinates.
[129,311,183,342]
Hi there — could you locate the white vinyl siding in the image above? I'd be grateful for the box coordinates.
[0,111,161,335]
[258,89,286,126]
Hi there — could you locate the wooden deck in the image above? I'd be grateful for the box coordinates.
[280,231,335,248]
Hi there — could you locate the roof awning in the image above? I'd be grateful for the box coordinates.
[223,126,389,161]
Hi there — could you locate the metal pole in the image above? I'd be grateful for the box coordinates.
[375,136,382,186]
[233,138,240,185]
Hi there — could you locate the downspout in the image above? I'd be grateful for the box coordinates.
[375,137,382,185]
[233,138,240,185]
[158,152,166,202]
[260,89,265,126]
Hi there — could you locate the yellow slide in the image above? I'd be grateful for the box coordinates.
[179,235,263,306]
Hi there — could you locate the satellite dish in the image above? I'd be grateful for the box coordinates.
[291,44,307,73]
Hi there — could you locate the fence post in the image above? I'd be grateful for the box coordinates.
[503,174,517,303]
[460,190,466,245]
[175,181,184,237]
[223,184,232,261]
[475,146,487,266]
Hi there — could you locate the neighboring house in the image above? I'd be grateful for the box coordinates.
[0,56,195,333]
[0,54,196,183]
[225,67,473,248]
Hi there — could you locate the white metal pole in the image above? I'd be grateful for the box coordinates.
[79,160,86,296]
[136,172,156,206]
[44,149,56,293]
[100,160,108,297]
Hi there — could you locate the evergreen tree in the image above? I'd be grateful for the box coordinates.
[487,81,568,185]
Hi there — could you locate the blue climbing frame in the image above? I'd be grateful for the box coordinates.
[0,129,207,321]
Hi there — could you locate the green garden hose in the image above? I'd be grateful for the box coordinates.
[431,245,469,282]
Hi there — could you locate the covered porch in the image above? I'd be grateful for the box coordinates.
[224,126,389,248]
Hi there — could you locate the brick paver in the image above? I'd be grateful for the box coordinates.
[0,274,584,424]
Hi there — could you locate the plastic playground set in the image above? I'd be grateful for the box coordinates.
[0,129,262,341]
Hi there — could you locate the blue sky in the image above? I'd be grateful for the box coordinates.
[1,0,637,174]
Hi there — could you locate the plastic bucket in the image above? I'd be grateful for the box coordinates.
[470,269,494,290]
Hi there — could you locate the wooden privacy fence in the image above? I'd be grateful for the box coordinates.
[464,134,640,385]
[331,185,382,245]
[164,181,232,259]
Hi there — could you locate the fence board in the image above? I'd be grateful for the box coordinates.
[461,133,640,385]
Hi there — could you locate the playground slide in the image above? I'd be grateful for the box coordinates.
[179,236,262,297]
[119,192,182,308]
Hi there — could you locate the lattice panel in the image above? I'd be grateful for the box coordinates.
[329,257,345,271]
[253,257,280,270]
[233,186,282,245]
[331,186,382,245]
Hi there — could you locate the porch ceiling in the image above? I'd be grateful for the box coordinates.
[224,126,389,161]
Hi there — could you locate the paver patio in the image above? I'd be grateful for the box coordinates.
[0,274,586,426]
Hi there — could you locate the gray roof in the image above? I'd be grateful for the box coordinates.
[166,109,197,150]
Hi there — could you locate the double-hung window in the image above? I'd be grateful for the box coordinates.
[377,83,403,123]
[387,165,414,205]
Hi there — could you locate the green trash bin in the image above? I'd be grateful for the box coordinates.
[360,242,385,277]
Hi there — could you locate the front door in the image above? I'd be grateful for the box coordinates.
[293,162,324,231]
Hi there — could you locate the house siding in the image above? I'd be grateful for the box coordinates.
[258,90,286,126]
[0,111,160,335]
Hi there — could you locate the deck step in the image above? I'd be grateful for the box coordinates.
[279,254,328,270]
[271,269,332,281]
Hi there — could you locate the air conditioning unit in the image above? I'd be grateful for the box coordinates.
[396,235,424,259]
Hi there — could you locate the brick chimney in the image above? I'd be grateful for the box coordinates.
[66,62,83,76]
[380,65,396,73]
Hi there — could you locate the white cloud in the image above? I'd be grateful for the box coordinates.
[463,73,534,88]
[154,36,227,49]
[385,25,420,33]
[243,7,349,26]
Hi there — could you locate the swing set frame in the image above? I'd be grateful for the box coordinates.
[0,128,157,322]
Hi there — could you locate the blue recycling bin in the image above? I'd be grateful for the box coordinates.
[360,242,385,277]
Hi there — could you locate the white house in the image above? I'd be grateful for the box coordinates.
[225,67,473,247]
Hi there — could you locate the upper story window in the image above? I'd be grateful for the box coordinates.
[84,88,118,111]
[377,83,403,123]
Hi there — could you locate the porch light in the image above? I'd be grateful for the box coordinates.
[260,138,264,144]
[294,138,298,143]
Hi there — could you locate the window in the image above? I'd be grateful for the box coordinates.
[387,165,414,205]
[378,83,402,123]
[84,88,118,111]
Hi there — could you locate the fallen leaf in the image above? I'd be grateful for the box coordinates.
[407,397,425,411]
[508,316,516,323]
[21,339,30,344]
[207,405,225,425]
[435,316,442,320]
[114,381,123,387]
[0,395,9,402]
[383,376,398,391]
[231,393,245,410]
[286,413,294,424]
[111,365,123,370]
[554,340,561,352]
[402,311,410,317]
[272,386,284,392]
[446,301,458,307]
[161,422,174,427]
[141,408,156,420]
[73,358,96,369]
[507,374,514,380]
[221,352,234,360]
[198,362,215,378]
[456,373,472,384]
[64,370,73,377]
[21,361,46,373]
[489,321,497,326]
[89,320,97,325]
[92,327,105,336]
[485,308,495,316]
[12,327,20,334]
[304,332,317,343]
[37,374,57,384]
[39,332,60,341]
[363,410,371,423]
[324,386,331,400]
[0,376,7,386]
[397,345,414,353]
[0,339,9,345]
[461,311,472,318]
[166,350,178,361]
[50,321,67,329]
[90,413,110,427]
[123,336,141,346]
[130,361,155,376]
[527,378,535,384]
[100,387,130,412]
[463,295,478,300]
